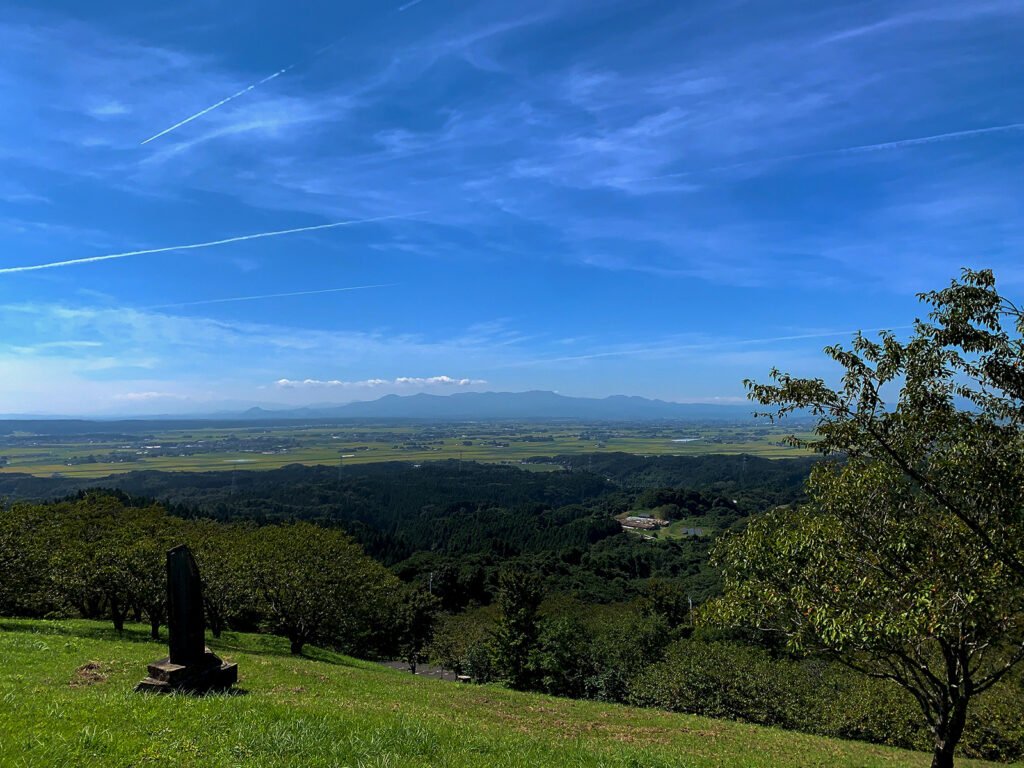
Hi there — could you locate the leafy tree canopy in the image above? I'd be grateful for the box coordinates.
[709,269,1024,768]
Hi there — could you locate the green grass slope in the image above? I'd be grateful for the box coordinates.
[1,619,1016,768]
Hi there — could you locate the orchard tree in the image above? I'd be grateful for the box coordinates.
[708,269,1024,768]
[429,605,497,677]
[188,519,252,638]
[394,584,440,673]
[0,502,51,617]
[246,521,400,655]
[46,495,164,632]
[123,505,183,639]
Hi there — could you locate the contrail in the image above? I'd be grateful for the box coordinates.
[0,212,424,275]
[629,122,1024,184]
[146,283,398,310]
[140,65,298,145]
[508,326,916,366]
[140,0,430,145]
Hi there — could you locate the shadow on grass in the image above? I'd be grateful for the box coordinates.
[211,635,359,668]
[1,619,359,668]
[0,618,159,645]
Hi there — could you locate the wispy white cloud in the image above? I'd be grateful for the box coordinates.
[8,340,103,354]
[88,101,129,118]
[0,302,528,378]
[275,375,486,388]
[113,391,187,401]
[819,0,1024,44]
[0,182,50,205]
[627,122,1024,185]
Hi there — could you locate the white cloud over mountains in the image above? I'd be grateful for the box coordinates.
[275,376,487,389]
[112,391,188,401]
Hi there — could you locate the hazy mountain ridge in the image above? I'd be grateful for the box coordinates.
[0,391,755,435]
[241,390,752,421]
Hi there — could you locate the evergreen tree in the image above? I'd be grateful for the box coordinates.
[492,568,543,689]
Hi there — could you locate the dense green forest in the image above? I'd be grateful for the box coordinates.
[0,454,811,604]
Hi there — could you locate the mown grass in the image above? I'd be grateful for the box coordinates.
[0,619,1017,768]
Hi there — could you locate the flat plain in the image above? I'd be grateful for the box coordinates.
[0,421,817,479]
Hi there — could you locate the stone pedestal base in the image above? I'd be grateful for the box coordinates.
[135,647,237,694]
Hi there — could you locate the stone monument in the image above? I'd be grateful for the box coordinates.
[135,544,238,693]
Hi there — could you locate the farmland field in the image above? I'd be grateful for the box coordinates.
[0,420,817,479]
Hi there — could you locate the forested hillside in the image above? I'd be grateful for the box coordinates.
[0,454,811,603]
[532,452,816,506]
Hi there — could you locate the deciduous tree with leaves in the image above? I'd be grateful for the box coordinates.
[394,584,440,673]
[188,519,252,638]
[707,269,1024,768]
[245,521,400,655]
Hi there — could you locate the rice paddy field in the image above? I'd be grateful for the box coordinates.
[0,422,816,479]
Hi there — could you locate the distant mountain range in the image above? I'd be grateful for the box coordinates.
[238,390,753,421]
[0,392,761,435]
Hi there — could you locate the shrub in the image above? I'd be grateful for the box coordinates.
[629,638,1024,762]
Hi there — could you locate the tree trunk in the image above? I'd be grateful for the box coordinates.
[84,595,104,619]
[110,600,125,634]
[931,700,970,768]
[208,606,224,638]
[204,598,224,639]
[150,615,160,640]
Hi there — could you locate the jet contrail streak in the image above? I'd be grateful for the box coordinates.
[630,122,1024,184]
[0,212,425,275]
[147,283,397,309]
[140,0,429,144]
[140,65,297,145]
[836,122,1024,153]
[507,325,916,366]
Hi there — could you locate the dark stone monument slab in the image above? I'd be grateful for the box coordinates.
[167,545,206,665]
[135,544,237,694]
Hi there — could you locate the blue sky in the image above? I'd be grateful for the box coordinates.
[1,0,1022,414]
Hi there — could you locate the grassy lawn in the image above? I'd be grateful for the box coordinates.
[0,619,1015,768]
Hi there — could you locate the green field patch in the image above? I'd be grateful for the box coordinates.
[655,518,716,540]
